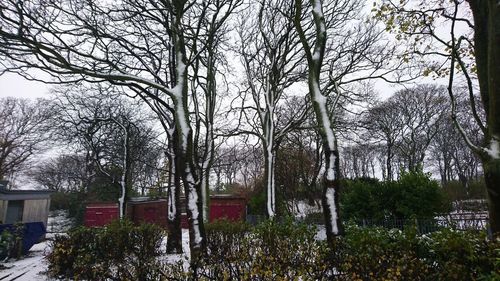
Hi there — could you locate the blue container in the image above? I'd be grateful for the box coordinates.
[0,222,46,255]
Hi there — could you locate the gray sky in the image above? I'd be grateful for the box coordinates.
[0,73,50,99]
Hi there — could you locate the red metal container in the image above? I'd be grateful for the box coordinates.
[84,195,247,229]
[209,195,247,223]
[84,203,119,227]
[127,199,168,228]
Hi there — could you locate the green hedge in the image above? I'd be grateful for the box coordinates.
[46,220,165,280]
[171,220,500,280]
[47,219,500,280]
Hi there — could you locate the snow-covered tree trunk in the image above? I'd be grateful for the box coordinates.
[118,123,129,219]
[166,132,183,254]
[264,141,276,218]
[171,26,206,255]
[295,0,343,246]
[263,92,277,218]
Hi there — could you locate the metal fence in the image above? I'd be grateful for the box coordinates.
[246,212,489,234]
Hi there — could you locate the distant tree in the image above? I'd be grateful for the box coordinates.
[374,0,500,237]
[28,154,89,192]
[234,0,308,218]
[341,144,379,179]
[52,84,161,218]
[0,0,242,255]
[362,98,405,180]
[430,97,483,188]
[392,85,448,172]
[0,97,51,181]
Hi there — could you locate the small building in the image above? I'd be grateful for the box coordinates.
[84,202,119,227]
[0,182,53,227]
[84,194,247,228]
[209,194,247,222]
[127,198,168,228]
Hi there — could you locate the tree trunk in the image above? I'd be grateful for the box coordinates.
[118,124,130,219]
[484,0,500,236]
[170,1,206,255]
[484,159,500,237]
[387,143,393,180]
[166,137,183,254]
[467,0,500,236]
[263,147,276,218]
[294,0,344,246]
[321,148,343,247]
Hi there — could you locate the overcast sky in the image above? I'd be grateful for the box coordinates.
[0,73,50,99]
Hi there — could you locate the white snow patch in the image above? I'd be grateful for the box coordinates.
[325,188,339,234]
[171,54,190,151]
[311,80,336,181]
[292,200,322,218]
[186,167,202,246]
[168,185,176,221]
[326,153,336,181]
[47,210,73,233]
[313,0,323,17]
[485,136,500,160]
[312,50,320,61]
[0,240,50,280]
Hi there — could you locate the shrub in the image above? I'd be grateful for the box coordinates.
[341,170,450,221]
[424,229,499,280]
[166,221,499,281]
[46,220,164,280]
[339,225,500,281]
[0,230,13,261]
[340,225,432,280]
[0,223,25,260]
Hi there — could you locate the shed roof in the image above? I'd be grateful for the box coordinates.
[0,187,54,201]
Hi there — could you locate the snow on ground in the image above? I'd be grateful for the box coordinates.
[291,200,322,219]
[0,240,52,281]
[46,210,74,233]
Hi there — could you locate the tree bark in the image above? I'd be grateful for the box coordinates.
[467,0,500,236]
[166,134,183,254]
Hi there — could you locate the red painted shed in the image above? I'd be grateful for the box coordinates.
[127,198,168,229]
[84,194,247,228]
[209,195,247,222]
[84,203,119,227]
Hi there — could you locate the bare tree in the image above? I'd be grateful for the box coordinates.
[230,0,309,217]
[0,0,241,255]
[293,0,412,245]
[374,0,500,236]
[362,98,405,180]
[28,154,88,192]
[51,84,159,218]
[393,85,447,172]
[0,97,51,181]
[430,93,483,187]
